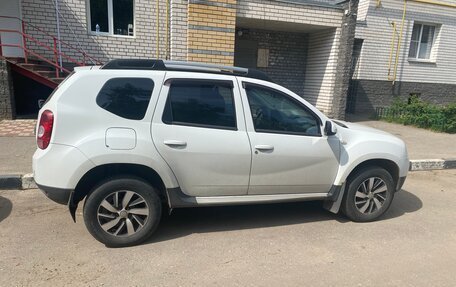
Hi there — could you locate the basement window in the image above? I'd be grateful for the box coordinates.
[408,23,436,60]
[88,0,134,37]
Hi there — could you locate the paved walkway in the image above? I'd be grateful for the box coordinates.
[356,120,456,160]
[0,120,36,137]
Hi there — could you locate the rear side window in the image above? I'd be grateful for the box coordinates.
[162,80,236,130]
[96,78,154,120]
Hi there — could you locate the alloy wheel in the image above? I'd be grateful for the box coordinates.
[97,190,149,237]
[354,177,388,214]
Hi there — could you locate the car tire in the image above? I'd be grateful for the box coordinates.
[342,167,395,222]
[83,177,162,247]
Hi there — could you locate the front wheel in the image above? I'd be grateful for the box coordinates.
[83,177,162,247]
[342,167,395,222]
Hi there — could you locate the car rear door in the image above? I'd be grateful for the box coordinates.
[151,72,252,197]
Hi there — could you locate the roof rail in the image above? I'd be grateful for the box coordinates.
[100,59,273,82]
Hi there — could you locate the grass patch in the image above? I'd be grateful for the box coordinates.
[377,96,456,134]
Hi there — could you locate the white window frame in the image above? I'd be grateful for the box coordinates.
[86,0,135,38]
[408,23,437,61]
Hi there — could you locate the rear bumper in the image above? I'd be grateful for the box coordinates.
[36,183,73,205]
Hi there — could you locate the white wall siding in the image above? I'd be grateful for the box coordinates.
[303,28,341,114]
[355,0,456,84]
[357,0,370,21]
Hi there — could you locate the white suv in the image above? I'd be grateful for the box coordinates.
[33,60,409,247]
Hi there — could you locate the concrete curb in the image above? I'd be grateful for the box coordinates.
[21,173,37,189]
[0,173,36,190]
[0,159,455,190]
[410,159,456,171]
[0,175,22,189]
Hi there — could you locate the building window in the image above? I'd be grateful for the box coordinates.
[408,23,436,60]
[88,0,134,36]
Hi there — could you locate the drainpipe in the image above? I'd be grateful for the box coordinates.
[392,0,407,85]
[388,0,456,84]
[55,0,63,72]
[156,0,160,59]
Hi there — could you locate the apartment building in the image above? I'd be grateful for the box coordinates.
[0,0,358,120]
[348,0,456,115]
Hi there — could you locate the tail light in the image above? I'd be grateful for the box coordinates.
[37,110,54,149]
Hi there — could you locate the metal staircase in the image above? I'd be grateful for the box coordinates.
[0,15,103,89]
[5,57,68,88]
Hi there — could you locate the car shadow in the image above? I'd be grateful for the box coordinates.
[148,201,340,245]
[143,189,422,245]
[381,189,423,220]
[0,196,13,223]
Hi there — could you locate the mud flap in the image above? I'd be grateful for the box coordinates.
[323,183,346,214]
[68,191,78,222]
[69,203,77,222]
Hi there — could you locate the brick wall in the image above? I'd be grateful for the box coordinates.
[0,60,15,120]
[331,0,358,119]
[21,0,170,63]
[237,0,343,28]
[303,28,340,115]
[234,29,308,95]
[187,0,236,65]
[171,0,188,60]
[236,0,345,116]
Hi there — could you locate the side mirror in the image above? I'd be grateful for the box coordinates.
[325,121,337,136]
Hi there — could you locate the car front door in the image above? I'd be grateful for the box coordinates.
[238,79,340,195]
[151,73,252,197]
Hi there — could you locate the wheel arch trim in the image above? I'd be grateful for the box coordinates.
[325,158,401,214]
[69,163,171,221]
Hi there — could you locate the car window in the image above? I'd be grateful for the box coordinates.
[245,83,320,136]
[162,80,236,130]
[96,78,154,120]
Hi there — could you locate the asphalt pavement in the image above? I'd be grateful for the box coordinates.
[0,169,455,286]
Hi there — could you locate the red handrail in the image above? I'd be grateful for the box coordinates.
[0,15,103,65]
[0,15,103,79]
[0,43,70,74]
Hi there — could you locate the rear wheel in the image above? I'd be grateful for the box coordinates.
[83,177,162,247]
[342,167,395,222]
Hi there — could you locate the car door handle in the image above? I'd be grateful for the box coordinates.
[254,144,274,151]
[164,140,187,147]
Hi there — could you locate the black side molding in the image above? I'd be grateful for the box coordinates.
[167,185,343,209]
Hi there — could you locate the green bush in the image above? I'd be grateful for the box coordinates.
[380,96,456,134]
